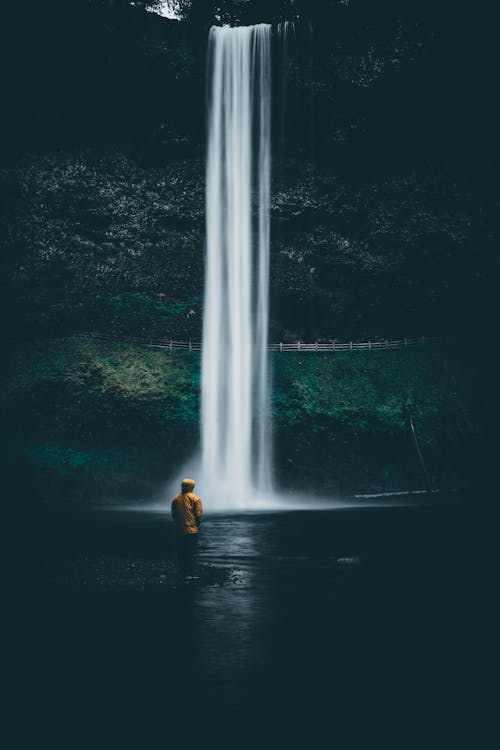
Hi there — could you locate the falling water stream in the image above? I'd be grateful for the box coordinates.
[201,25,272,508]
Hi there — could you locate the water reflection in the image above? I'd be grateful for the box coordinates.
[6,503,494,745]
[192,517,268,682]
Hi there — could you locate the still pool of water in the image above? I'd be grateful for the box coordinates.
[4,502,497,747]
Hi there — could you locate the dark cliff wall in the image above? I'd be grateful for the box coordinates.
[1,1,498,500]
[1,0,498,342]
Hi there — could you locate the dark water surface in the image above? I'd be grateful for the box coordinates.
[4,502,498,747]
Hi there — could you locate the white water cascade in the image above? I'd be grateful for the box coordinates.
[201,24,272,508]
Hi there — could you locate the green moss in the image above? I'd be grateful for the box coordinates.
[271,344,497,487]
[26,443,134,476]
[273,346,486,431]
[1,338,496,497]
[2,337,200,441]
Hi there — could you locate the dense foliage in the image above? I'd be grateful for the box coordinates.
[272,345,498,491]
[2,338,496,500]
[2,338,200,499]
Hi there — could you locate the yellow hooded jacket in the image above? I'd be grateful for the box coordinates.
[171,479,203,535]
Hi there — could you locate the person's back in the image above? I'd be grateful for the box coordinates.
[171,478,203,575]
[171,489,203,535]
[171,478,203,534]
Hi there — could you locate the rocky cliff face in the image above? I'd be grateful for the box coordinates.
[2,149,497,342]
[1,152,205,338]
[1,2,497,342]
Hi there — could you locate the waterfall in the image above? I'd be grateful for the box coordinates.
[201,24,272,508]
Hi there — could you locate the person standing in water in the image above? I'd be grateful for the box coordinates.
[171,478,203,577]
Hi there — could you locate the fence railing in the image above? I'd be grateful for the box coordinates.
[73,332,453,352]
[73,332,203,351]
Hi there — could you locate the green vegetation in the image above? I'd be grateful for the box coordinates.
[71,293,201,338]
[1,337,496,501]
[1,338,200,501]
[273,346,497,491]
[0,153,205,339]
[2,337,199,429]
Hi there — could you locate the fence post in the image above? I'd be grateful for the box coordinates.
[280,342,283,352]
[189,339,192,351]
[350,341,353,350]
[421,335,425,345]
[170,339,172,351]
[298,341,301,351]
[368,341,371,350]
[386,339,389,349]
[315,341,318,351]
[404,337,408,347]
[333,341,336,351]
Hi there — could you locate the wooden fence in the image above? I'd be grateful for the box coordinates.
[73,332,452,352]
